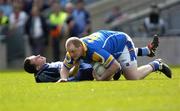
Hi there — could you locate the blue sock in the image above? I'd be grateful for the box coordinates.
[138,47,150,56]
[149,60,160,71]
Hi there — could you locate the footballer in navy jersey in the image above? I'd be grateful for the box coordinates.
[24,55,93,83]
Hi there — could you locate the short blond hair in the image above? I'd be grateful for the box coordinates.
[65,37,82,49]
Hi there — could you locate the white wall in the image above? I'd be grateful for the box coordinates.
[0,41,6,69]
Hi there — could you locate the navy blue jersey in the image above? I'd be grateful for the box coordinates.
[34,62,93,83]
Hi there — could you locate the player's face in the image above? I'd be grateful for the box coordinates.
[67,44,82,60]
[28,55,46,66]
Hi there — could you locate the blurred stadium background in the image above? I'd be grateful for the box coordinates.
[0,0,180,70]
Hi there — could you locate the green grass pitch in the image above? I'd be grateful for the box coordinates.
[0,67,180,111]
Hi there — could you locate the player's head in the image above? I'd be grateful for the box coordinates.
[24,55,46,73]
[65,37,84,60]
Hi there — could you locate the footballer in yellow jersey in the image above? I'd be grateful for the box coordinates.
[59,30,171,82]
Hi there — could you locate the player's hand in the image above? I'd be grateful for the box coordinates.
[74,61,80,66]
[56,78,68,83]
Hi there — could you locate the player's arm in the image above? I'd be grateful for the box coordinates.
[94,59,120,81]
[69,62,80,76]
[58,65,69,82]
[57,53,78,82]
[93,57,121,81]
[92,49,121,81]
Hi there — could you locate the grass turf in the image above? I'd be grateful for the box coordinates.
[0,67,180,111]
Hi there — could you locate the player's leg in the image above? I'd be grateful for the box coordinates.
[149,59,172,78]
[117,46,147,80]
[114,46,152,80]
[122,62,153,80]
[114,35,159,80]
[119,35,171,80]
[123,59,172,80]
[135,35,159,57]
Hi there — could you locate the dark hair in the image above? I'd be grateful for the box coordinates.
[24,59,37,73]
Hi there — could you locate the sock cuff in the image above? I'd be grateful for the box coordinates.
[149,61,160,71]
[138,47,150,56]
[142,47,150,56]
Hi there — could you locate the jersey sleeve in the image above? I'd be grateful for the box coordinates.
[92,49,115,68]
[63,52,75,70]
